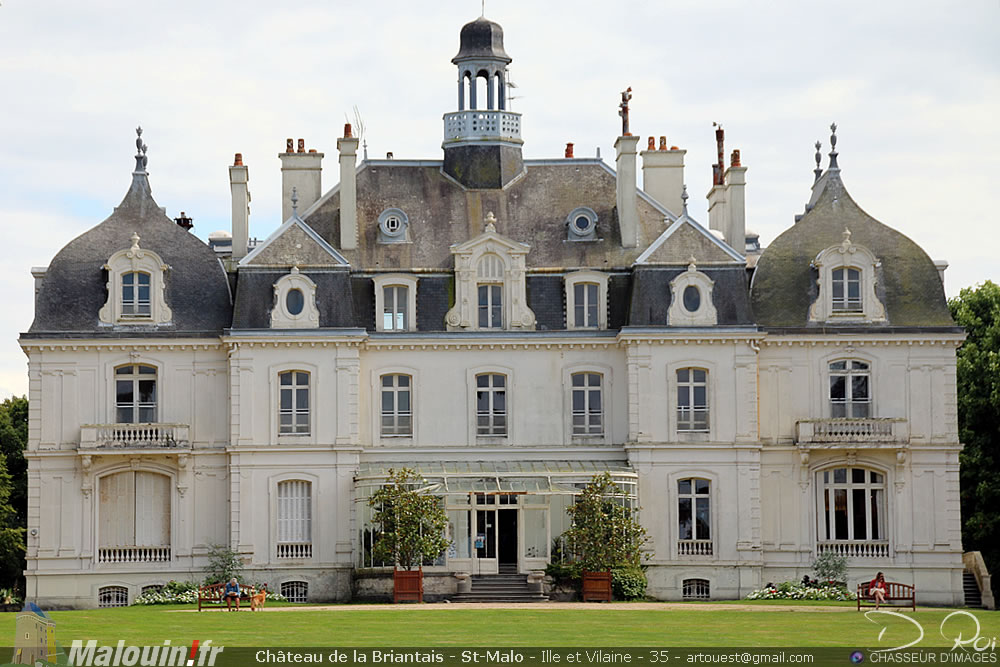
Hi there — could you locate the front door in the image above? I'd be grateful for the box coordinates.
[498,509,518,570]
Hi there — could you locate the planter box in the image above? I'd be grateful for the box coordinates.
[582,570,612,602]
[393,568,423,603]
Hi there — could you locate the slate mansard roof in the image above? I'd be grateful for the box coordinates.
[749,166,957,330]
[25,169,233,338]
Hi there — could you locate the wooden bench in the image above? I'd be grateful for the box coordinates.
[857,581,915,611]
[198,582,258,611]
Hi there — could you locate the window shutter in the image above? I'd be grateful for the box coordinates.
[134,472,170,546]
[278,481,312,543]
[99,472,135,547]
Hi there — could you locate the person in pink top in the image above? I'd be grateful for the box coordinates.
[869,572,887,609]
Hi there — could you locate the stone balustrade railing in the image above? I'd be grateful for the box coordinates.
[796,418,908,445]
[80,423,189,449]
[444,110,522,141]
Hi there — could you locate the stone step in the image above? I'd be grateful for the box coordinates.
[964,571,982,608]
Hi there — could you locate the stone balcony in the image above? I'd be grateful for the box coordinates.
[795,418,908,447]
[80,423,190,450]
[817,540,890,559]
[443,110,522,142]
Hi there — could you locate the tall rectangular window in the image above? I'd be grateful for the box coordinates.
[678,478,711,541]
[277,480,312,558]
[573,283,599,328]
[832,267,862,312]
[677,368,709,432]
[381,374,412,436]
[383,286,408,331]
[478,285,502,328]
[476,373,507,436]
[571,372,603,435]
[115,364,157,423]
[829,360,870,418]
[122,271,151,318]
[279,371,310,435]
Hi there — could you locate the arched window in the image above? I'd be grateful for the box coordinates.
[676,368,709,432]
[115,364,157,423]
[98,471,170,563]
[278,371,310,435]
[281,580,308,603]
[477,254,504,329]
[381,374,412,436]
[817,467,888,557]
[121,271,151,317]
[677,478,712,556]
[98,586,129,608]
[829,360,870,418]
[276,480,312,559]
[571,372,603,436]
[476,373,507,436]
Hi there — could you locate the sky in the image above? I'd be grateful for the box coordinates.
[0,0,997,398]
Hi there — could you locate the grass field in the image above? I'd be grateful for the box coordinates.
[3,603,997,649]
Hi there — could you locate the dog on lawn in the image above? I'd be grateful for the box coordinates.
[250,584,267,612]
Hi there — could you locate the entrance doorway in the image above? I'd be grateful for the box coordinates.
[498,509,518,568]
[474,494,520,574]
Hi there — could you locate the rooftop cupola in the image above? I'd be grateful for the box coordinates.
[443,16,524,189]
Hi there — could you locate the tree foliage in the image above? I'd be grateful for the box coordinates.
[0,396,27,591]
[203,544,244,585]
[562,473,647,572]
[949,281,1000,596]
[368,468,450,571]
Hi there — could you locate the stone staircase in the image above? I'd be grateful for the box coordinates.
[450,565,549,603]
[964,570,982,608]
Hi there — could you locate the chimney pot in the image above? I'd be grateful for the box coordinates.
[565,142,575,158]
[234,153,243,166]
[286,138,294,153]
[386,152,394,159]
[308,148,317,153]
[344,123,353,138]
[671,145,679,150]
[731,149,741,167]
[659,136,667,151]
[297,139,305,153]
[647,137,655,150]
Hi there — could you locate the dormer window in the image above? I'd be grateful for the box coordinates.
[377,208,410,244]
[564,271,609,330]
[271,268,320,329]
[121,272,151,318]
[667,258,718,326]
[566,207,598,241]
[445,213,535,331]
[99,233,172,325]
[831,267,862,312]
[810,229,886,323]
[373,274,418,332]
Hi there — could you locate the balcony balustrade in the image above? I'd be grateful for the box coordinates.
[276,543,313,559]
[443,110,522,142]
[796,418,908,445]
[816,540,890,559]
[98,546,172,563]
[80,423,190,450]
[677,539,713,556]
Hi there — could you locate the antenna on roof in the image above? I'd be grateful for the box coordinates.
[353,106,367,161]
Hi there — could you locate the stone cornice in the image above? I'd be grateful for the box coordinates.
[20,338,222,353]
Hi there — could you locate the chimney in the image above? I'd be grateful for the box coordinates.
[279,137,324,221]
[641,137,686,216]
[229,153,250,260]
[565,143,574,158]
[174,211,193,231]
[338,124,360,250]
[725,149,747,255]
[615,135,641,248]
[707,125,728,241]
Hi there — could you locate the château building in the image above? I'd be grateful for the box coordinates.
[20,16,969,608]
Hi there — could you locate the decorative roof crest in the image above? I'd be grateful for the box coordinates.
[814,140,823,183]
[291,187,299,216]
[828,122,839,170]
[681,184,689,217]
[130,232,140,251]
[687,255,698,272]
[134,126,148,174]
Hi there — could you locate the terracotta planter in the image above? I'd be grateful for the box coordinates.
[582,570,612,602]
[393,567,424,603]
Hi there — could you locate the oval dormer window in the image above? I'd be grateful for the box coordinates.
[286,288,305,316]
[566,206,598,241]
[683,285,701,313]
[574,216,591,233]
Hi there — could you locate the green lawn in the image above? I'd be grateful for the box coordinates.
[3,603,997,649]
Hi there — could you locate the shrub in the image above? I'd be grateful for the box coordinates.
[611,566,647,600]
[812,551,848,584]
[368,468,450,570]
[746,582,855,601]
[132,581,287,606]
[561,473,647,571]
[203,544,244,585]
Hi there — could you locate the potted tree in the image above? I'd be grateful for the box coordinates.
[563,473,647,602]
[368,468,450,603]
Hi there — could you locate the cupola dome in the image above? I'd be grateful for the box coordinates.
[453,17,511,63]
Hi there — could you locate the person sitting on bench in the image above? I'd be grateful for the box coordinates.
[224,578,241,611]
[869,572,887,610]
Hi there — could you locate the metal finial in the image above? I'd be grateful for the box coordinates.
[681,184,689,216]
[814,141,822,168]
[828,122,839,169]
[291,187,299,213]
[618,87,633,136]
[133,126,148,173]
